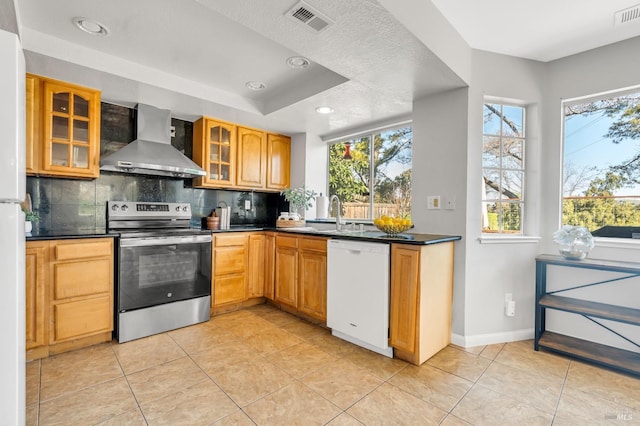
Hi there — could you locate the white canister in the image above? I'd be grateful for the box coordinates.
[316,194,329,219]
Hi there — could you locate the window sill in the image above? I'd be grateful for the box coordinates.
[593,237,640,250]
[478,235,541,244]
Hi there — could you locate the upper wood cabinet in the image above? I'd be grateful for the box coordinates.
[193,117,236,188]
[237,127,266,188]
[26,74,101,178]
[193,116,290,191]
[266,134,291,190]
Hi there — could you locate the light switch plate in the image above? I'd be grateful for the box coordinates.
[427,196,441,209]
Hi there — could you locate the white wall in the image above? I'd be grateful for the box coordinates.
[412,88,468,336]
[290,132,328,219]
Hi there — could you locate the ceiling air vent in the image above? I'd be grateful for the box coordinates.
[286,1,334,33]
[615,4,640,26]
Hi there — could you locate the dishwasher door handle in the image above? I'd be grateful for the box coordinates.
[348,249,361,255]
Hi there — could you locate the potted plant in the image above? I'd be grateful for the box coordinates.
[280,186,317,220]
[553,225,595,260]
[23,209,39,233]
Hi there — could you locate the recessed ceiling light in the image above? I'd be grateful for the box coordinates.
[245,81,266,90]
[286,56,310,69]
[315,106,334,114]
[72,17,109,36]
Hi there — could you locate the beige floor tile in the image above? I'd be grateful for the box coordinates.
[39,377,138,426]
[477,361,564,414]
[26,360,40,406]
[140,379,239,425]
[211,308,255,324]
[452,385,553,425]
[25,404,38,426]
[554,386,636,425]
[440,414,472,425]
[95,408,147,425]
[244,381,342,425]
[245,326,303,354]
[341,346,408,380]
[326,412,365,425]
[167,320,239,355]
[479,343,505,360]
[209,356,293,406]
[259,308,300,326]
[246,302,279,315]
[302,358,383,409]
[347,382,447,425]
[451,343,486,355]
[191,340,259,374]
[112,333,186,374]
[388,363,472,411]
[426,346,491,382]
[127,356,209,405]
[280,317,327,340]
[565,361,640,411]
[266,341,337,378]
[213,410,256,425]
[307,331,361,357]
[40,343,123,401]
[494,340,570,379]
[223,314,279,339]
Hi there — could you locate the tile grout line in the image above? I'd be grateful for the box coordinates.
[550,359,572,425]
[109,341,151,425]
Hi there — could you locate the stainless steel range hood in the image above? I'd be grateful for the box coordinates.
[100,104,206,178]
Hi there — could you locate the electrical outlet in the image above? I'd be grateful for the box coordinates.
[445,195,456,210]
[427,196,441,209]
[244,199,251,210]
[504,293,515,317]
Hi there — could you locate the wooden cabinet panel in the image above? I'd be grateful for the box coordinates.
[52,259,111,300]
[214,274,246,306]
[26,74,40,174]
[193,117,236,188]
[214,246,247,276]
[237,127,266,188]
[248,234,266,298]
[215,234,247,247]
[264,233,275,300]
[389,245,420,353]
[266,134,291,190]
[52,295,112,342]
[54,239,112,260]
[26,241,48,352]
[275,238,298,307]
[299,245,327,321]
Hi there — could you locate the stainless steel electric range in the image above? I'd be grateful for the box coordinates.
[108,201,212,343]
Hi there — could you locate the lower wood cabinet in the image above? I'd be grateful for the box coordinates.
[212,234,248,306]
[247,234,266,298]
[274,234,327,322]
[264,232,276,300]
[390,241,455,365]
[26,237,114,360]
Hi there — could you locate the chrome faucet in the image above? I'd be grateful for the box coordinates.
[329,195,343,231]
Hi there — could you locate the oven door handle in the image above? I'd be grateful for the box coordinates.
[120,234,212,247]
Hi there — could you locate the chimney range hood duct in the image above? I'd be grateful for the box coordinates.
[100,104,206,178]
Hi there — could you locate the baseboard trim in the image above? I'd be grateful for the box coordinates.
[451,328,534,348]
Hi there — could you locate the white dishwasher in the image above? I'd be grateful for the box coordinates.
[327,239,393,357]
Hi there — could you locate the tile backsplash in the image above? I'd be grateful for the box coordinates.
[26,103,284,232]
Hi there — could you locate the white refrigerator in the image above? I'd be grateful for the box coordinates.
[0,29,26,425]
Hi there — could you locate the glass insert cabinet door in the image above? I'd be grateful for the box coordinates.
[42,81,100,178]
[205,120,236,186]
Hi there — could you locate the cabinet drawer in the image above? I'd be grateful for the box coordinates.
[215,234,247,247]
[52,259,111,300]
[276,235,298,249]
[54,239,112,261]
[214,246,246,275]
[300,237,327,252]
[214,274,246,306]
[52,295,112,342]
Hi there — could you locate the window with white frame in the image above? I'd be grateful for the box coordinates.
[327,125,412,221]
[482,102,526,234]
[562,88,640,237]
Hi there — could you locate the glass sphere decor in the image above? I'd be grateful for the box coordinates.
[553,225,595,260]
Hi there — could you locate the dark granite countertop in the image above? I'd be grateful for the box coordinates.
[26,225,461,246]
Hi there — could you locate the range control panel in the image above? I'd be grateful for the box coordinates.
[107,201,191,219]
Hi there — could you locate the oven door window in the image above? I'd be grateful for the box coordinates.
[118,241,211,311]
